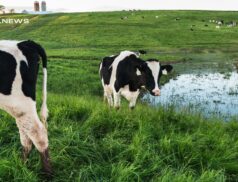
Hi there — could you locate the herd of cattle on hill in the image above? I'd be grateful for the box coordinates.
[0,40,173,178]
[120,14,237,30]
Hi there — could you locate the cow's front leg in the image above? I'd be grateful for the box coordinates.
[104,91,113,107]
[129,90,140,109]
[104,85,113,107]
[113,82,121,109]
[113,91,121,109]
[103,91,107,102]
[108,94,113,107]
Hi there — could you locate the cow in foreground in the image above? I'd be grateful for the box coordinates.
[99,51,173,109]
[0,40,52,176]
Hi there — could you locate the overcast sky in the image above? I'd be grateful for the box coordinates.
[2,0,238,12]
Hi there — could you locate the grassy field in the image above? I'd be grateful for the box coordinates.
[0,10,238,181]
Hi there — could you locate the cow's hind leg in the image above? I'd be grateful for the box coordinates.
[30,118,52,177]
[17,112,52,177]
[16,123,33,161]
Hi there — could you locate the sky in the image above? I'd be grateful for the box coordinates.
[1,0,238,12]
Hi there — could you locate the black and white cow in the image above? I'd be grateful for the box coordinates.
[0,40,52,176]
[99,51,173,109]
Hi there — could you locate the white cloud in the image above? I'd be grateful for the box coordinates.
[1,0,238,12]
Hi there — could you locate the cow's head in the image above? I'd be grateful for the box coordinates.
[139,59,173,96]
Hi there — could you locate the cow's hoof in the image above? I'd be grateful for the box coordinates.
[129,106,135,110]
[40,149,53,180]
[41,167,54,180]
[22,154,28,163]
[22,148,31,163]
[115,106,120,110]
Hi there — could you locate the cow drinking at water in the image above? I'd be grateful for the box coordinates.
[0,40,52,176]
[99,51,173,109]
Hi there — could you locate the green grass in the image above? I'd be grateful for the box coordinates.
[0,10,238,181]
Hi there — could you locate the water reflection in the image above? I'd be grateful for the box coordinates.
[143,72,238,119]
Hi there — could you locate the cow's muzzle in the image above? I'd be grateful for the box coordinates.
[152,89,161,96]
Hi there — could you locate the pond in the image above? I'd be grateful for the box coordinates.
[143,57,238,119]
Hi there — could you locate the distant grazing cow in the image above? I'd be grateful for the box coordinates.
[120,16,128,20]
[0,40,52,176]
[99,51,173,109]
[227,21,237,27]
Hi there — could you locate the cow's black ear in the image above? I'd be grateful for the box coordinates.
[138,61,147,71]
[134,58,146,71]
[161,65,173,75]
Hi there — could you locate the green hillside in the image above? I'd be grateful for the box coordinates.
[1,11,238,61]
[0,11,238,181]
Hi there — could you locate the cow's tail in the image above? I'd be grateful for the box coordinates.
[41,63,48,127]
[26,40,48,127]
[37,43,48,127]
